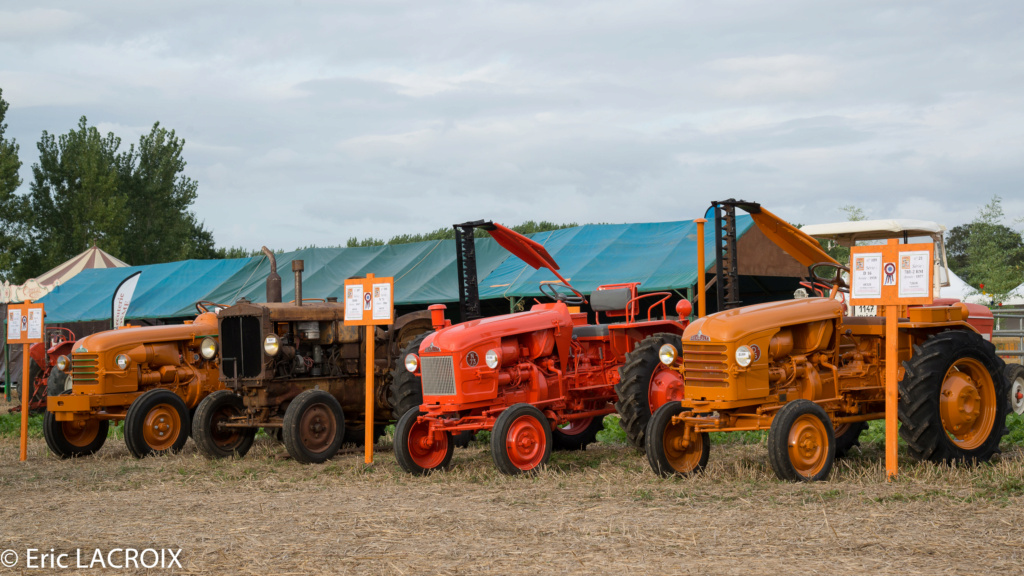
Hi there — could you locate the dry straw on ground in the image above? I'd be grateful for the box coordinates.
[1,399,1022,575]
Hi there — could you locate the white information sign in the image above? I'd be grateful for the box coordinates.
[344,284,363,321]
[7,308,22,341]
[851,252,882,299]
[898,250,931,299]
[372,283,392,320]
[26,308,43,340]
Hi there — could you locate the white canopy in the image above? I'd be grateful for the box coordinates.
[802,219,946,244]
[1006,282,1024,306]
[1,245,128,303]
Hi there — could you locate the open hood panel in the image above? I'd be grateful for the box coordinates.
[488,223,561,273]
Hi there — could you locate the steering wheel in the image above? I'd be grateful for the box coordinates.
[539,283,587,306]
[809,262,850,294]
[196,300,229,314]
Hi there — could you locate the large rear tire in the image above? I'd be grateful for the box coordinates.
[388,332,431,420]
[193,390,256,459]
[124,389,191,458]
[898,331,1009,464]
[833,421,868,458]
[282,389,345,464]
[615,333,684,449]
[767,400,835,482]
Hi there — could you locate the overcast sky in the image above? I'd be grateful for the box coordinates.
[1,0,1022,252]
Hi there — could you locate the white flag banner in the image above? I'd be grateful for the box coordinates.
[111,271,141,329]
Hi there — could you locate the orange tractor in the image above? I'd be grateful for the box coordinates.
[44,303,225,458]
[638,200,1009,481]
[392,221,691,475]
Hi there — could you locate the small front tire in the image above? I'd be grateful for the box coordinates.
[124,389,191,458]
[645,402,709,478]
[491,403,552,475]
[282,389,345,464]
[767,400,835,482]
[193,390,256,459]
[394,409,454,475]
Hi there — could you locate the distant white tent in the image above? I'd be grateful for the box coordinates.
[0,245,129,303]
[1006,282,1024,306]
[939,270,991,305]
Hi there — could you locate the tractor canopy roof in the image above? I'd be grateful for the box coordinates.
[801,219,946,246]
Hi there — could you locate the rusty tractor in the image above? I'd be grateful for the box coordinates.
[9,327,76,414]
[392,221,691,475]
[193,248,432,464]
[640,200,1010,481]
[44,303,225,458]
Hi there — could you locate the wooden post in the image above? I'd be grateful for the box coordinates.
[885,306,898,480]
[695,218,708,318]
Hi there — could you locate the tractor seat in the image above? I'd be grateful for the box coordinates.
[573,325,611,338]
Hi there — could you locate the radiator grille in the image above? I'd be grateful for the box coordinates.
[220,315,264,379]
[71,354,99,385]
[682,343,729,386]
[421,356,456,396]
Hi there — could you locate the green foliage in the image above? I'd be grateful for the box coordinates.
[946,196,1024,299]
[0,88,25,282]
[6,116,213,283]
[817,204,869,264]
[597,415,628,444]
[0,412,43,438]
[215,246,265,259]
[346,236,385,247]
[345,220,579,248]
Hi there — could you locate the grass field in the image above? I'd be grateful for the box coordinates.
[2,402,1023,575]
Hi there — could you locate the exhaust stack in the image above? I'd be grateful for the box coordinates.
[262,246,281,303]
[293,260,304,306]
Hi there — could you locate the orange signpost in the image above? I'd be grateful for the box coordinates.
[849,239,933,480]
[342,273,395,464]
[7,300,45,461]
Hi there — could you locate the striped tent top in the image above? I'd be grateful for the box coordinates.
[35,245,129,286]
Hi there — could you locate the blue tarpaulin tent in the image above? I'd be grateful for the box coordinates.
[38,217,755,322]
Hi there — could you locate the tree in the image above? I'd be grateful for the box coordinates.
[0,88,25,282]
[946,196,1024,299]
[818,205,868,263]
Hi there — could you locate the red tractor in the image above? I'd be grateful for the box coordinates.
[391,221,691,475]
[9,328,76,413]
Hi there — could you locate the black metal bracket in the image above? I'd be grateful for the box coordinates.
[453,220,496,322]
[710,199,761,311]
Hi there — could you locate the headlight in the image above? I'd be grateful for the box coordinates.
[658,344,677,365]
[200,337,218,360]
[735,345,753,367]
[405,353,419,373]
[56,355,70,372]
[115,354,131,370]
[485,349,500,369]
[264,334,280,356]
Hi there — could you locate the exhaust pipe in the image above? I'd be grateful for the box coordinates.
[262,246,281,303]
[293,260,304,306]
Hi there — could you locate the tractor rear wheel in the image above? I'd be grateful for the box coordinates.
[394,409,454,474]
[43,396,109,459]
[492,403,552,475]
[645,402,709,477]
[615,333,684,449]
[388,332,432,420]
[47,367,69,397]
[124,389,191,458]
[899,331,1009,464]
[193,390,256,459]
[13,359,45,407]
[833,421,868,458]
[1005,364,1024,415]
[552,415,605,451]
[282,389,345,464]
[768,400,836,482]
[343,420,388,446]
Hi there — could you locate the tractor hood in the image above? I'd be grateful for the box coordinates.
[684,298,843,343]
[488,223,575,288]
[73,313,219,354]
[422,303,572,354]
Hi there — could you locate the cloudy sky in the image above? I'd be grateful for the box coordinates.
[1,0,1022,251]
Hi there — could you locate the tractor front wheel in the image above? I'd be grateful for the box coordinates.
[1005,364,1024,415]
[282,389,345,464]
[768,400,835,482]
[615,333,685,449]
[394,409,454,474]
[43,405,109,458]
[193,390,256,459]
[899,331,1009,464]
[124,389,191,458]
[645,402,709,477]
[552,415,605,451]
[492,404,552,475]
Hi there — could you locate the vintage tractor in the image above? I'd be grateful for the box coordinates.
[392,221,691,475]
[639,201,1009,481]
[44,303,225,458]
[9,327,76,413]
[193,248,432,464]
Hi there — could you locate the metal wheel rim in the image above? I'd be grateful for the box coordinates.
[505,414,546,470]
[663,422,703,473]
[299,404,336,453]
[62,419,101,448]
[788,414,828,477]
[407,420,449,469]
[211,405,242,448]
[939,357,996,449]
[1010,376,1024,415]
[649,365,683,414]
[142,403,181,451]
